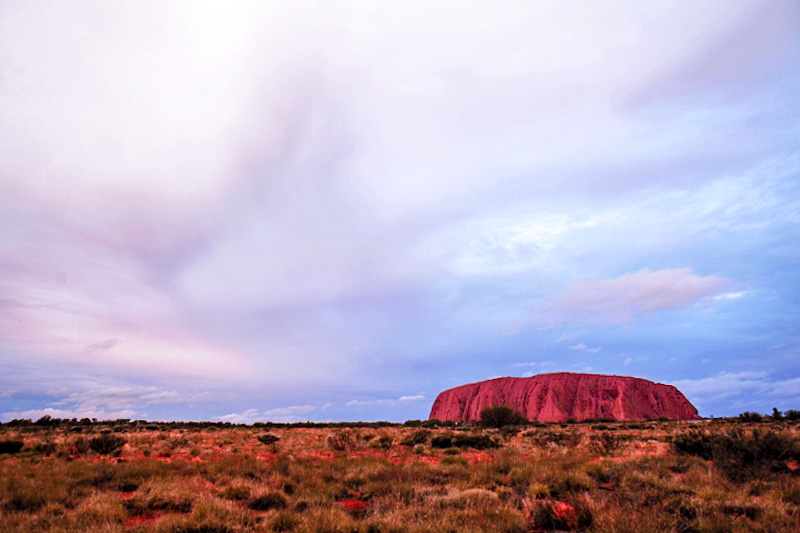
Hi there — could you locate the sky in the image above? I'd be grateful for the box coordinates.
[1,1,798,423]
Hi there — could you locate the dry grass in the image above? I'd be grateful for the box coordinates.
[0,420,799,531]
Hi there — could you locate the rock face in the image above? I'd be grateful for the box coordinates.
[429,373,699,422]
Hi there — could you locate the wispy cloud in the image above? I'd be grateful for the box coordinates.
[346,395,426,408]
[216,404,321,424]
[84,338,119,352]
[543,268,730,327]
[568,343,601,353]
[672,372,800,406]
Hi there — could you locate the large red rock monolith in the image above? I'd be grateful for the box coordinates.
[429,372,699,422]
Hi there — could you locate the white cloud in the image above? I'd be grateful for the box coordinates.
[714,291,748,301]
[569,342,601,353]
[215,404,321,424]
[262,405,317,421]
[216,409,261,424]
[623,356,649,366]
[346,394,426,408]
[398,395,425,402]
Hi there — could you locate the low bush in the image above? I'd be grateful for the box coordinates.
[431,433,499,450]
[257,433,280,446]
[248,492,288,511]
[526,430,583,448]
[673,428,800,481]
[400,429,430,446]
[272,510,300,531]
[0,440,24,454]
[327,429,356,452]
[431,434,453,448]
[784,410,800,421]
[480,406,529,428]
[739,411,764,423]
[88,433,126,456]
[588,431,623,456]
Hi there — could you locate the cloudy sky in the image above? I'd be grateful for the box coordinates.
[1,1,798,422]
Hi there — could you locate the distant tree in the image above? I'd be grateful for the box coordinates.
[772,408,783,421]
[479,405,529,428]
[784,410,800,421]
[739,411,763,423]
[34,415,54,427]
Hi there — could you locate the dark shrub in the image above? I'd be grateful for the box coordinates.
[248,492,288,511]
[739,411,763,423]
[672,431,715,460]
[327,429,355,451]
[784,410,800,421]
[35,440,57,456]
[0,440,24,454]
[89,433,126,455]
[431,435,453,449]
[257,433,280,446]
[401,429,431,446]
[431,432,499,449]
[451,433,500,450]
[480,405,529,428]
[527,430,582,448]
[588,432,623,456]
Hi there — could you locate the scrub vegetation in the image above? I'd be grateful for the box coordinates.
[1,413,799,532]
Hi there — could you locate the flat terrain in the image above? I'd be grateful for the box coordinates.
[1,419,799,532]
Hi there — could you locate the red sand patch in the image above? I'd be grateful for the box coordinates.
[338,499,369,517]
[124,511,167,528]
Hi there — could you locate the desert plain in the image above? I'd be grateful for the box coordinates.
[2,415,800,532]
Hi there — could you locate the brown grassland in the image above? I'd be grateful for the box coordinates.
[1,418,799,532]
